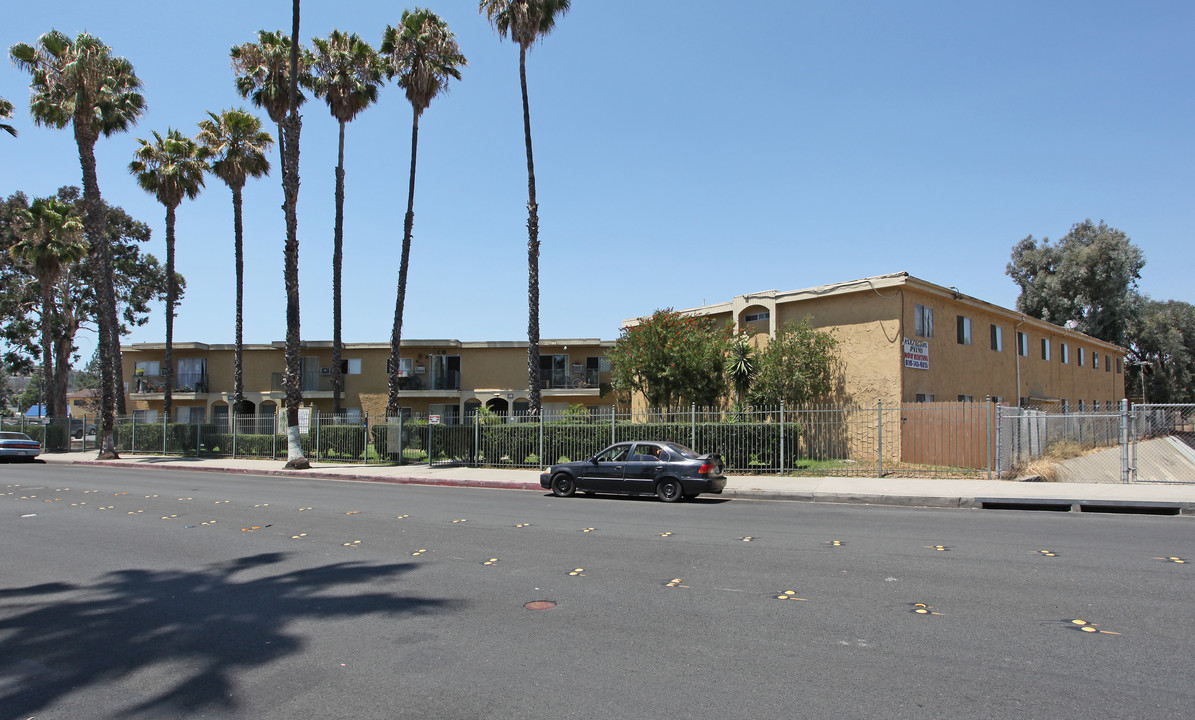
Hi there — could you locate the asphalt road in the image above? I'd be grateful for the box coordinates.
[2,462,1193,720]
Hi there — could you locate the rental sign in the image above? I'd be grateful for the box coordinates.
[903,338,929,370]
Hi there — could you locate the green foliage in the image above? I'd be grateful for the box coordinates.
[749,318,839,407]
[1129,299,1195,403]
[725,333,756,405]
[1007,219,1145,346]
[607,309,732,410]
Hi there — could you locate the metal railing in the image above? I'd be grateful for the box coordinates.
[23,402,1193,483]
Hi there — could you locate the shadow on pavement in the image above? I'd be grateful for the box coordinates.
[0,552,453,718]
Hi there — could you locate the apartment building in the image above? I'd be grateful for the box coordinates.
[646,271,1126,410]
[121,338,617,423]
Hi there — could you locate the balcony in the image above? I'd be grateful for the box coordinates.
[541,369,604,390]
[130,372,209,395]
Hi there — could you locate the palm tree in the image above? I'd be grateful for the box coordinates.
[128,129,209,422]
[10,197,87,422]
[311,30,384,416]
[725,333,756,407]
[0,96,16,137]
[197,109,274,417]
[231,16,312,469]
[11,31,146,459]
[380,9,466,417]
[480,0,570,415]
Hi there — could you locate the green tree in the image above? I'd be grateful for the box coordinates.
[749,318,839,407]
[1128,299,1195,404]
[0,187,169,418]
[197,109,274,415]
[231,16,313,469]
[17,373,41,415]
[381,9,466,417]
[0,96,16,137]
[1007,219,1145,346]
[725,333,756,407]
[9,197,87,421]
[10,31,145,458]
[607,309,731,411]
[129,129,209,422]
[311,30,384,415]
[480,0,571,416]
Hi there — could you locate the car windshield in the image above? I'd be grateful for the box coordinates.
[662,442,699,459]
[0,432,33,441]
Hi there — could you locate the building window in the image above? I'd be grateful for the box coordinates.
[990,325,1003,352]
[430,355,461,390]
[1105,355,1111,372]
[1060,343,1069,364]
[744,311,770,323]
[133,409,158,423]
[1093,351,1099,370]
[1077,348,1085,367]
[134,360,160,376]
[340,358,362,375]
[914,304,934,338]
[1017,332,1028,357]
[386,357,413,376]
[956,316,972,345]
[915,393,935,403]
[1116,358,1122,374]
[1041,338,1051,361]
[176,406,205,423]
[1078,399,1085,412]
[958,395,973,402]
[1061,399,1069,413]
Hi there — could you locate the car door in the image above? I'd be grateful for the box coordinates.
[579,443,631,491]
[622,443,666,494]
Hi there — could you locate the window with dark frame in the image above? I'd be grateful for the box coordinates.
[915,304,934,338]
[990,324,1003,351]
[957,316,972,345]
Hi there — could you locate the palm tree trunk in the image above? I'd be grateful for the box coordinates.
[282,0,309,469]
[75,124,119,459]
[331,120,346,416]
[52,316,71,419]
[163,204,176,423]
[388,109,420,417]
[38,282,57,422]
[232,185,245,414]
[519,45,542,416]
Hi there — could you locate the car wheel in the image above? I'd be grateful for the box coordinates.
[656,478,684,503]
[551,473,577,498]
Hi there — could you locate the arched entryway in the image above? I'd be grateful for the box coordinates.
[485,398,509,414]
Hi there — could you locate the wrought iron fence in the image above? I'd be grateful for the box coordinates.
[27,402,1195,483]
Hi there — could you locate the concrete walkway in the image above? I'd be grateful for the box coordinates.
[35,452,1195,514]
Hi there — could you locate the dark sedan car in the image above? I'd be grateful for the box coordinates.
[0,431,42,461]
[540,441,726,502]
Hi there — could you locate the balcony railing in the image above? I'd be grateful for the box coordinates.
[130,373,209,394]
[542,369,603,390]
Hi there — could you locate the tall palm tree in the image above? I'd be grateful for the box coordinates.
[11,31,146,459]
[380,9,466,417]
[0,96,16,137]
[197,109,274,417]
[311,30,384,416]
[480,0,570,415]
[10,197,87,421]
[128,129,209,422]
[231,16,312,469]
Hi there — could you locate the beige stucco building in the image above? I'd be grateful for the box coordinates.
[121,338,617,423]
[636,271,1126,411]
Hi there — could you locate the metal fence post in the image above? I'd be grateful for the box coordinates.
[1119,398,1130,484]
[162,414,168,455]
[232,412,238,458]
[995,403,1002,479]
[691,403,697,449]
[611,407,616,446]
[877,399,883,477]
[131,412,136,453]
[197,421,203,457]
[473,412,480,467]
[314,412,321,463]
[779,401,786,476]
[271,409,277,460]
[986,397,993,481]
[539,411,545,469]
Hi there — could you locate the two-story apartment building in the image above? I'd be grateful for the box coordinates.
[121,338,617,423]
[633,271,1126,410]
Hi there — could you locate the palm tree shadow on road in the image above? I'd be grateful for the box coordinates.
[0,552,452,718]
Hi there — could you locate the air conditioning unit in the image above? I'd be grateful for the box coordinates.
[319,367,331,376]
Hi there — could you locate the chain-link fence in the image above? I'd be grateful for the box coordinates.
[25,402,1195,482]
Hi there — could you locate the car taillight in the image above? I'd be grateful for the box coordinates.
[698,463,713,475]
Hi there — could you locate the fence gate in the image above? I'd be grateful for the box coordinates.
[1131,404,1195,484]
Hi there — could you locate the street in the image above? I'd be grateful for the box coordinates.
[2,462,1193,719]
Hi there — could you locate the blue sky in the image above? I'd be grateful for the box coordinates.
[3,1,1193,365]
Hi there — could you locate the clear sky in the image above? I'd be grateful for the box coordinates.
[3,1,1193,366]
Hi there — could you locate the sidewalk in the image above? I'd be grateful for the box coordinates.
[36,452,1195,514]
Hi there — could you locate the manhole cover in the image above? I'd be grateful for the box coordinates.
[524,600,556,611]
